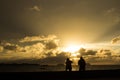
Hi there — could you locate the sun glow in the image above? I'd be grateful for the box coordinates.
[62,44,81,53]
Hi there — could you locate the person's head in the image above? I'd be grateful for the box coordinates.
[67,58,69,61]
[80,56,83,59]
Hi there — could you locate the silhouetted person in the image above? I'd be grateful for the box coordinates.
[65,58,73,71]
[78,56,86,71]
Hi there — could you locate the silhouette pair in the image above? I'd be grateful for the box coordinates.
[65,56,86,71]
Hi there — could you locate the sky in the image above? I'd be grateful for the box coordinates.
[1,0,120,65]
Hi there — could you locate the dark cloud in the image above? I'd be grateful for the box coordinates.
[4,45,17,51]
[78,48,86,55]
[45,41,58,50]
[79,48,97,56]
[30,5,40,12]
[0,41,1,44]
[97,49,112,56]
[45,51,55,57]
[85,50,97,55]
[0,41,20,52]
[111,36,120,44]
[0,46,3,52]
[57,52,70,57]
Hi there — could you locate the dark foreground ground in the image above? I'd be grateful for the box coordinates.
[1,70,120,80]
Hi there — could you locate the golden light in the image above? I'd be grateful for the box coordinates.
[71,52,80,57]
[61,43,83,65]
[62,44,81,53]
[71,53,78,57]
[71,57,79,65]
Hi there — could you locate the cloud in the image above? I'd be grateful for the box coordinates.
[77,48,120,65]
[0,35,61,62]
[19,35,57,43]
[111,36,120,44]
[78,48,97,56]
[19,36,42,43]
[1,34,120,65]
[45,41,58,50]
[37,51,69,65]
[104,8,120,23]
[19,35,60,53]
[0,41,1,44]
[85,48,120,65]
[78,48,86,55]
[3,42,18,51]
[86,56,117,65]
[24,43,44,53]
[105,8,116,15]
[4,45,17,51]
[96,49,112,57]
[85,50,97,55]
[18,35,60,58]
[30,5,40,12]
[0,46,3,52]
[18,43,46,59]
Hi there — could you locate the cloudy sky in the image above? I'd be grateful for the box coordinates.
[1,0,120,65]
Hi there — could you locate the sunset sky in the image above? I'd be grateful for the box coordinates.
[1,0,120,65]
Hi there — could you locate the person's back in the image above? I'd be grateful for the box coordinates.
[65,58,73,71]
[78,57,86,71]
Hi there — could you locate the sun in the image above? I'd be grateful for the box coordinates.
[62,44,81,53]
